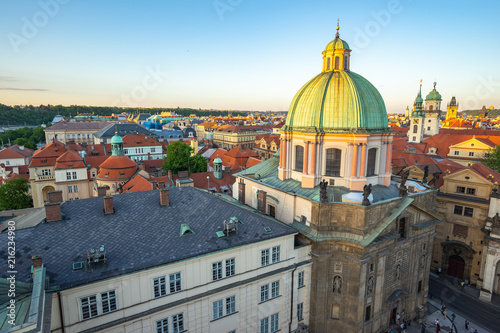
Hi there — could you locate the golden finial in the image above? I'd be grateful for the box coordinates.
[335,18,340,37]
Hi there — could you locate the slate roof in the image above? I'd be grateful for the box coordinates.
[45,121,113,131]
[93,123,156,139]
[0,187,296,290]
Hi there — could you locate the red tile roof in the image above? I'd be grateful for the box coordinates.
[121,174,153,193]
[122,133,162,147]
[0,145,34,159]
[246,157,262,168]
[97,155,138,180]
[29,140,69,167]
[142,159,164,172]
[55,150,86,170]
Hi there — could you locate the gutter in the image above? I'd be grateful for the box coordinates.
[288,264,298,332]
[58,291,65,333]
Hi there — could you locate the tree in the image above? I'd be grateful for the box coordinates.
[162,141,207,175]
[13,137,36,150]
[0,178,32,211]
[484,145,500,172]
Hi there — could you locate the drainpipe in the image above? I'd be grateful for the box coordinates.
[58,292,65,333]
[288,264,298,332]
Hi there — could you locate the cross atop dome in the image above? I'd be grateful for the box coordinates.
[336,18,340,38]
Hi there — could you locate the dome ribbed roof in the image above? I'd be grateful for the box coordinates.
[284,71,389,133]
[325,37,350,51]
[111,134,123,144]
[425,89,442,101]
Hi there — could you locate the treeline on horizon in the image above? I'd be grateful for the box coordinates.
[0,104,252,126]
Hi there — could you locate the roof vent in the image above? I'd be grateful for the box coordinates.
[86,245,107,268]
[180,224,195,236]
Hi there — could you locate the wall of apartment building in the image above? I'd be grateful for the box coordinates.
[50,235,312,333]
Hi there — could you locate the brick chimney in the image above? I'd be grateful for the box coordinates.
[31,254,43,279]
[257,190,267,214]
[168,170,173,180]
[160,188,170,206]
[97,186,107,197]
[238,179,246,204]
[152,181,158,189]
[158,181,165,189]
[48,190,63,203]
[104,196,114,214]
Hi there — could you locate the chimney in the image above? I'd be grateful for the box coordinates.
[238,179,246,204]
[158,181,165,189]
[45,202,62,222]
[48,190,63,203]
[31,254,43,279]
[160,188,170,206]
[97,186,107,197]
[168,170,172,180]
[148,152,151,160]
[104,196,114,214]
[152,180,158,189]
[257,190,267,214]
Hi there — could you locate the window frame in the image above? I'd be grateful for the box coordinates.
[271,246,280,263]
[261,249,270,267]
[260,284,269,302]
[298,271,305,288]
[366,148,377,176]
[213,299,224,320]
[80,295,98,320]
[294,146,304,172]
[325,148,342,177]
[271,280,280,298]
[156,318,169,333]
[297,302,304,321]
[172,313,184,333]
[100,290,117,314]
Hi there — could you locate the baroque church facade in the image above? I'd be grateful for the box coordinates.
[234,26,442,332]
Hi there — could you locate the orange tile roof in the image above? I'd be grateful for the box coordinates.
[55,150,86,170]
[122,133,162,147]
[121,174,153,193]
[0,145,34,159]
[97,155,138,180]
[246,157,262,168]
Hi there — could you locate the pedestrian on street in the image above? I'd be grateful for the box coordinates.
[465,319,469,331]
[443,309,447,320]
[438,267,441,276]
[396,312,401,324]
[421,322,426,333]
[461,281,465,291]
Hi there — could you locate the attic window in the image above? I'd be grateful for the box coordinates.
[180,224,195,236]
[120,172,125,177]
[72,261,84,271]
[216,231,225,238]
[264,226,272,233]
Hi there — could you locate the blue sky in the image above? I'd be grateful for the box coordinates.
[1,0,499,113]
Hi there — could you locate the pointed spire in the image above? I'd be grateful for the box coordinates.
[336,18,340,38]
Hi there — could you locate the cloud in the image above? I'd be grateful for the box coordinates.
[0,87,48,91]
[0,76,17,82]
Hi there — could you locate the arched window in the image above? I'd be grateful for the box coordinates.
[325,148,341,177]
[343,55,348,70]
[326,58,331,70]
[429,105,434,111]
[295,146,304,172]
[334,57,339,70]
[366,148,377,176]
[413,125,418,133]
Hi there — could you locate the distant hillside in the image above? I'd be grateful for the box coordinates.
[458,109,499,117]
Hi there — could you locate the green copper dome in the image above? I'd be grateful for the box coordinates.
[111,133,123,144]
[325,37,350,51]
[284,71,389,133]
[425,89,442,101]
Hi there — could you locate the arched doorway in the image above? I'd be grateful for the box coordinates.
[447,255,465,279]
[42,185,55,203]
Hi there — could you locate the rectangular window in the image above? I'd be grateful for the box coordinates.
[101,290,117,314]
[325,148,342,177]
[271,281,280,298]
[226,295,236,315]
[213,300,224,320]
[298,271,305,288]
[74,185,79,193]
[365,305,371,322]
[169,272,182,293]
[42,169,51,176]
[153,277,167,298]
[271,246,280,263]
[464,207,474,217]
[297,302,304,321]
[261,249,270,267]
[454,205,464,215]
[172,313,184,333]
[68,185,73,193]
[456,186,465,193]
[398,217,406,239]
[260,284,269,302]
[212,262,223,281]
[294,146,304,172]
[66,171,71,180]
[270,313,279,332]
[418,280,422,294]
[81,295,98,320]
[466,188,476,195]
[72,171,77,179]
[156,318,169,333]
[226,258,235,277]
[454,151,460,156]
[469,152,474,157]
[151,148,156,153]
[260,317,269,333]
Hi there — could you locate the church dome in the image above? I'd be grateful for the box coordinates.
[111,133,123,144]
[285,70,389,133]
[325,37,350,51]
[425,89,442,101]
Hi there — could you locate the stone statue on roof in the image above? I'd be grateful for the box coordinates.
[362,184,372,206]
[320,179,329,203]
[423,165,429,183]
[428,172,441,188]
